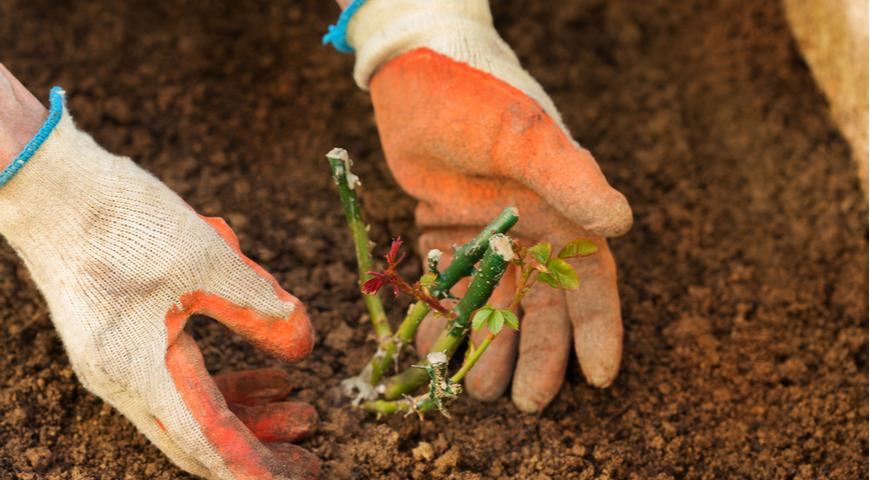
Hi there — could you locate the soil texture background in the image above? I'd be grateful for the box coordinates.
[0,0,867,478]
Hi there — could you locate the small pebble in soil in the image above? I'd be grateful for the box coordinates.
[412,441,434,462]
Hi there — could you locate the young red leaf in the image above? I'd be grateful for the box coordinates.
[385,237,406,266]
[362,271,400,296]
[361,273,387,295]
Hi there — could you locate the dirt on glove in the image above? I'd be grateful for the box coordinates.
[0,0,866,478]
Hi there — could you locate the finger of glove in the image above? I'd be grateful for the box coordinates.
[229,401,318,443]
[407,163,583,244]
[165,330,320,479]
[175,215,315,363]
[493,128,632,238]
[266,443,321,480]
[464,266,519,402]
[511,284,571,413]
[370,49,631,238]
[213,368,292,406]
[564,238,623,388]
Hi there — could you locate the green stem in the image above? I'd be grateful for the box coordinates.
[361,301,429,386]
[395,301,430,345]
[362,330,497,415]
[365,258,546,416]
[360,392,437,416]
[429,207,519,299]
[361,208,519,384]
[451,333,495,383]
[396,207,519,342]
[381,235,513,400]
[451,268,538,384]
[327,148,392,383]
[362,399,408,415]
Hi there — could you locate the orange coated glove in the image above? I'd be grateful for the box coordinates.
[0,65,319,479]
[326,0,633,412]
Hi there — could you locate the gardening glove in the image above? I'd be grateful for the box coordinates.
[0,66,319,480]
[325,0,632,412]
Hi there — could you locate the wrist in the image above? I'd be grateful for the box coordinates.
[0,98,130,251]
[346,0,502,88]
[346,1,572,139]
[0,87,59,180]
[323,0,368,53]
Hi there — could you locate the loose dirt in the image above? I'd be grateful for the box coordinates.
[0,0,866,478]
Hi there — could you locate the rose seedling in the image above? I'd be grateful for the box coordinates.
[326,148,598,417]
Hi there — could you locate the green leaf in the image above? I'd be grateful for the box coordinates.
[544,258,580,290]
[558,239,598,259]
[537,271,559,289]
[528,242,552,264]
[419,272,437,288]
[501,309,519,330]
[488,310,505,335]
[472,307,493,331]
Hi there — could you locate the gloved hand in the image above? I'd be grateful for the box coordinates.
[0,65,319,479]
[327,0,632,412]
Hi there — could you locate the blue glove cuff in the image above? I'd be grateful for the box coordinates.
[0,86,65,189]
[322,0,367,53]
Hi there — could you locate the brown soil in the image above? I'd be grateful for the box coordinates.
[0,0,867,478]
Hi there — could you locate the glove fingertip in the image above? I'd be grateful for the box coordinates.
[511,384,552,414]
[266,443,321,480]
[581,361,620,389]
[583,191,633,238]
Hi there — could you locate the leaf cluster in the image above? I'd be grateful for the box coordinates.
[471,306,519,335]
[527,239,598,290]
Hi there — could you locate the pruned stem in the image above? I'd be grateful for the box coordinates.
[395,301,431,345]
[450,333,495,383]
[363,399,409,416]
[451,266,538,382]
[380,235,513,400]
[361,208,519,385]
[359,391,440,416]
[327,148,392,383]
[365,255,542,415]
[429,207,519,299]
[362,325,503,417]
[399,208,519,340]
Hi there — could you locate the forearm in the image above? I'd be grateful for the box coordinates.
[0,64,48,171]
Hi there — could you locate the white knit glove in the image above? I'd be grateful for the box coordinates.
[0,88,319,479]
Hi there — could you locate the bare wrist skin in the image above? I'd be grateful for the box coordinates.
[0,64,48,170]
[336,0,352,9]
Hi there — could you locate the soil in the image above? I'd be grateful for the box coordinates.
[0,0,867,478]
